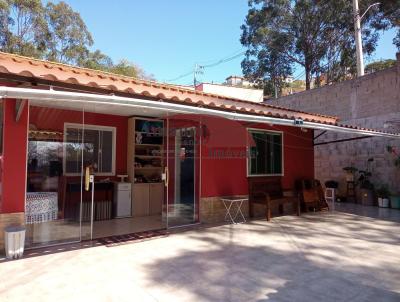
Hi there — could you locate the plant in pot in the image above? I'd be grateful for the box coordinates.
[358,169,374,206]
[343,166,357,182]
[391,193,400,209]
[376,185,391,208]
[325,180,339,189]
[386,146,400,209]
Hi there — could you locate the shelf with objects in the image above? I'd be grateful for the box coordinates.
[127,118,165,218]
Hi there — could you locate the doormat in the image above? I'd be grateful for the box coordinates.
[97,229,169,247]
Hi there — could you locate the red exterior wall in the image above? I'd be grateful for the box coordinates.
[1,99,29,213]
[0,102,314,214]
[200,118,314,198]
[29,106,128,175]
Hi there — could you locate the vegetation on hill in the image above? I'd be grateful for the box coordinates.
[365,59,397,73]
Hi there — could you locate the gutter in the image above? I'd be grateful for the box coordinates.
[0,86,399,139]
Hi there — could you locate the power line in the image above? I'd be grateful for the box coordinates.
[166,70,193,82]
[166,50,246,83]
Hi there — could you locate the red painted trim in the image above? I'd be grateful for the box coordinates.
[1,99,29,213]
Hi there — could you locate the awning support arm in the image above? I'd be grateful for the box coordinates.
[15,99,26,122]
[314,135,372,146]
[313,130,327,141]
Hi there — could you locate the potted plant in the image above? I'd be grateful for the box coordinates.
[386,146,400,209]
[376,185,391,208]
[343,166,357,182]
[325,180,339,189]
[391,193,400,209]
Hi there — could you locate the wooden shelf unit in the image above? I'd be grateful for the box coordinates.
[127,118,165,217]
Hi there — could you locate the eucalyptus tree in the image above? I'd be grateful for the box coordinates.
[45,1,93,65]
[241,0,399,91]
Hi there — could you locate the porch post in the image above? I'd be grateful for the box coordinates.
[0,99,29,249]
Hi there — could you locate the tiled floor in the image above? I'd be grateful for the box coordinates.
[1,204,400,302]
[25,215,164,248]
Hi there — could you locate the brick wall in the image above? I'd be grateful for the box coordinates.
[267,54,400,195]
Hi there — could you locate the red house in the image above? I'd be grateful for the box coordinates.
[0,52,396,250]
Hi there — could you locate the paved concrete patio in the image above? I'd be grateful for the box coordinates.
[1,204,400,302]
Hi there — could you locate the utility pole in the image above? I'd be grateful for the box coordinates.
[352,1,381,77]
[193,64,204,87]
[353,0,364,77]
[193,64,198,87]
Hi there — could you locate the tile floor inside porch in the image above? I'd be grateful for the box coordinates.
[26,215,164,248]
[1,202,400,302]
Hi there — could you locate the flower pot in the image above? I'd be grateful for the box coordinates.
[390,196,400,209]
[345,173,354,182]
[378,197,390,208]
[359,189,374,206]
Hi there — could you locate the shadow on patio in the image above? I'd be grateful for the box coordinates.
[142,211,400,301]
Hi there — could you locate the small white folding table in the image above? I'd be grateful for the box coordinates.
[220,196,247,224]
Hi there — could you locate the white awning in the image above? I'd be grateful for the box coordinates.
[1,86,399,139]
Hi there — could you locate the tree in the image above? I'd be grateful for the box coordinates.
[0,0,49,58]
[0,0,150,80]
[45,1,93,65]
[378,0,400,49]
[241,0,398,90]
[80,49,113,71]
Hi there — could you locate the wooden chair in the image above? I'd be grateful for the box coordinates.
[296,179,329,212]
[248,177,300,221]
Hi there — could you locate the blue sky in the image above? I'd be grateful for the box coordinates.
[54,0,398,85]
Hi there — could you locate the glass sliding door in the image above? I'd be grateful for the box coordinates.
[25,103,84,248]
[81,103,167,239]
[166,115,200,227]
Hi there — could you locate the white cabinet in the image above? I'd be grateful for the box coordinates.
[113,182,132,218]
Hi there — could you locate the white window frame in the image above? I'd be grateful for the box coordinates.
[63,123,116,176]
[246,128,284,177]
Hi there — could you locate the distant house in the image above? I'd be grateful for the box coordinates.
[196,80,264,103]
[225,75,254,87]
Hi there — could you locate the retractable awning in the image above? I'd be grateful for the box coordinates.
[1,86,399,139]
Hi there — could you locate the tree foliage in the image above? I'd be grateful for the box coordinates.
[365,59,397,73]
[0,0,151,79]
[0,0,49,58]
[241,0,399,93]
[45,1,93,65]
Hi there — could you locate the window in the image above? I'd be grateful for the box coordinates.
[247,129,283,176]
[64,124,116,175]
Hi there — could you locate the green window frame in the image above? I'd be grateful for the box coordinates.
[247,129,283,176]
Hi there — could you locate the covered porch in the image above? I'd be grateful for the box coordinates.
[0,52,399,251]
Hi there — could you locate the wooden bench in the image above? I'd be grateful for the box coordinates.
[248,177,300,221]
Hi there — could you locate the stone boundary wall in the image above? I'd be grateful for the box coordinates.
[268,54,400,195]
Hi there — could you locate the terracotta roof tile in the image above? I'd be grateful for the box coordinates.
[0,51,339,124]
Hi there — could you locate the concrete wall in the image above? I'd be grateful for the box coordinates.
[196,83,264,103]
[267,54,400,196]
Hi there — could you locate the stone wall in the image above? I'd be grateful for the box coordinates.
[268,54,400,195]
